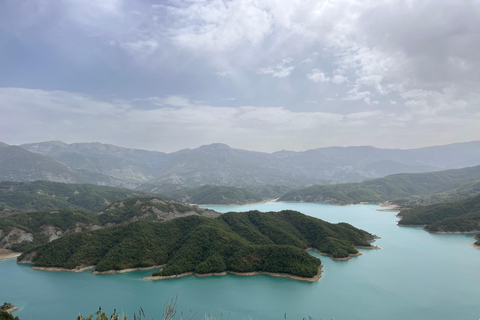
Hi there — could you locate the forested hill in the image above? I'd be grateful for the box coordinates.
[0,197,219,252]
[278,165,480,205]
[398,194,480,233]
[0,181,150,213]
[162,185,264,205]
[17,210,376,279]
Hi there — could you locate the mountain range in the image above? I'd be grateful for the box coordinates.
[1,140,480,191]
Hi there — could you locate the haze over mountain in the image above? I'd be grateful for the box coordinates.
[279,164,480,205]
[0,140,476,191]
[0,143,123,187]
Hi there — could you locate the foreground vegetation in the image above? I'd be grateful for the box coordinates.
[398,194,480,232]
[18,210,375,278]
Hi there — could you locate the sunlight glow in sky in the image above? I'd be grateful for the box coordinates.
[1,0,479,152]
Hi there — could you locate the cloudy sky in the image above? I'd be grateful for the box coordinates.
[1,0,479,152]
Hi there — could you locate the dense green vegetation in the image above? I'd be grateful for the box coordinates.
[0,197,218,251]
[398,194,480,232]
[18,210,375,278]
[279,165,480,205]
[0,311,17,320]
[164,185,264,205]
[0,181,148,213]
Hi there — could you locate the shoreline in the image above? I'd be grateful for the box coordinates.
[0,249,22,262]
[377,208,401,213]
[92,265,164,274]
[5,307,19,314]
[26,244,377,279]
[143,265,323,282]
[397,223,427,227]
[426,230,480,234]
[29,264,165,274]
[32,265,94,272]
[470,243,480,249]
[306,246,380,261]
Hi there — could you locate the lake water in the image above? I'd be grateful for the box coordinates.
[1,202,479,320]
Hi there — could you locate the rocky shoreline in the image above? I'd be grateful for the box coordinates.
[377,208,401,212]
[93,265,164,274]
[426,230,480,234]
[143,265,324,282]
[31,265,94,272]
[21,244,377,280]
[0,249,21,262]
[27,264,166,274]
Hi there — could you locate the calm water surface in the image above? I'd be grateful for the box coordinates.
[1,202,479,320]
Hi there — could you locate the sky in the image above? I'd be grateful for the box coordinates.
[1,0,480,153]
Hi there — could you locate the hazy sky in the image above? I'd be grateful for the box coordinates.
[1,0,480,152]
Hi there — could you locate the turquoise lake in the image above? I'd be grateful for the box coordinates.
[1,202,479,320]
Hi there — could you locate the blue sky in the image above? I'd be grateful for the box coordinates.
[1,0,479,152]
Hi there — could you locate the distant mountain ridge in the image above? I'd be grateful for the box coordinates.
[0,144,124,187]
[1,140,479,190]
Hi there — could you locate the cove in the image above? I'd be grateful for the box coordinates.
[1,202,479,320]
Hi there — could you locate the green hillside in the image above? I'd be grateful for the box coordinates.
[0,197,219,252]
[278,165,480,205]
[18,210,376,278]
[0,181,148,213]
[165,185,264,204]
[398,194,480,232]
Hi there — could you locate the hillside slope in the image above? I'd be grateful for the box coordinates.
[163,185,264,205]
[0,181,149,213]
[0,197,219,251]
[278,165,480,205]
[398,194,480,233]
[0,144,124,187]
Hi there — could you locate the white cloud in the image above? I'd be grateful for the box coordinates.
[307,69,329,83]
[332,75,347,84]
[2,1,480,151]
[121,39,160,54]
[258,58,295,78]
[167,0,274,52]
[344,89,370,101]
[2,87,479,152]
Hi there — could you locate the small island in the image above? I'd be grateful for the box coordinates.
[17,210,378,281]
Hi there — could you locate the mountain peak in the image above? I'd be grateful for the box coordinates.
[198,143,232,150]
